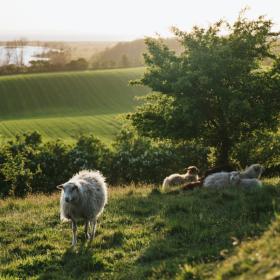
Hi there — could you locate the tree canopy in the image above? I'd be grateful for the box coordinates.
[129,13,280,165]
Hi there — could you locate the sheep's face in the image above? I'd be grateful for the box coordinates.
[230,172,240,186]
[57,183,80,204]
[246,164,264,178]
[186,166,199,175]
[252,164,264,178]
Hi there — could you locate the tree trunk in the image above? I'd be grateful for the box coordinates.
[215,140,231,166]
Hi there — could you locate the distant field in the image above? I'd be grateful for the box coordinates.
[0,68,149,143]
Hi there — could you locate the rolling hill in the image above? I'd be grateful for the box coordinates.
[0,68,149,143]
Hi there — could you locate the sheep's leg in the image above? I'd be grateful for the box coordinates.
[85,220,91,240]
[71,220,77,246]
[89,218,97,242]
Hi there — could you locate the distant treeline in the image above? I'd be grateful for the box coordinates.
[0,57,89,75]
[0,39,90,75]
[0,39,114,75]
[0,38,181,75]
[90,38,182,69]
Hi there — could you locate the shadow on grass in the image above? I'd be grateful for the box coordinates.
[0,244,101,280]
[36,243,108,280]
[119,184,280,279]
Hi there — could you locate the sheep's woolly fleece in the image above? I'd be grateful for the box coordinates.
[162,166,199,190]
[59,170,107,222]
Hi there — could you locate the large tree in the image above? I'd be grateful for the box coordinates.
[129,14,280,165]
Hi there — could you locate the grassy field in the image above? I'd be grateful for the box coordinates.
[0,68,149,143]
[0,179,280,279]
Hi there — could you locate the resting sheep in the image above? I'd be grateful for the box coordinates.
[57,170,107,246]
[203,171,239,188]
[162,166,199,190]
[230,172,263,188]
[203,164,264,188]
[182,165,235,190]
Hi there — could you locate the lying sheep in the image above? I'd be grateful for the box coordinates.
[203,164,264,188]
[162,166,199,190]
[203,171,239,188]
[230,172,263,188]
[182,165,235,191]
[57,170,107,246]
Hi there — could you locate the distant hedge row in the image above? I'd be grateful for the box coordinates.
[0,130,279,197]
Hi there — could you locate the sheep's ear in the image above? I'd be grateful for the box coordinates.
[56,184,64,190]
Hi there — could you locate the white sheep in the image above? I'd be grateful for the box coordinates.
[57,170,107,246]
[203,171,239,188]
[230,172,263,188]
[203,164,264,188]
[162,166,199,190]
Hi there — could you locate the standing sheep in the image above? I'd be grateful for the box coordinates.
[57,170,107,246]
[162,166,199,190]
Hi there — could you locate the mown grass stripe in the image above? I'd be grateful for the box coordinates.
[0,68,149,142]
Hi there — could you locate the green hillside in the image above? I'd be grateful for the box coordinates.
[0,68,149,143]
[0,180,280,279]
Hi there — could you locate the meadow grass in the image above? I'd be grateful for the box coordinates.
[0,178,280,279]
[0,68,148,143]
[0,113,121,144]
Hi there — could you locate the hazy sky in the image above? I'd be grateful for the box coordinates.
[0,0,279,41]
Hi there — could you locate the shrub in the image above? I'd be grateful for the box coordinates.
[232,132,280,177]
[0,132,42,196]
[68,135,113,178]
[112,128,209,184]
[32,140,72,193]
[1,153,35,197]
[0,133,112,197]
